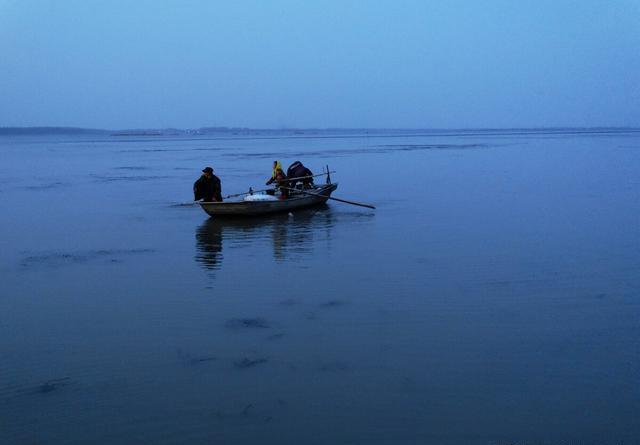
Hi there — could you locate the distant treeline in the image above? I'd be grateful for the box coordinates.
[0,127,109,135]
[2,126,639,137]
[0,126,282,136]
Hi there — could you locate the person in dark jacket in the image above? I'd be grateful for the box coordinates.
[194,167,222,202]
[286,161,313,189]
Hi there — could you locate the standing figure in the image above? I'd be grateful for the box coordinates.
[194,166,222,202]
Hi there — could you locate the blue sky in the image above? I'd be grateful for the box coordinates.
[1,0,639,128]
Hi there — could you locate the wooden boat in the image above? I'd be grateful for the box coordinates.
[199,183,338,217]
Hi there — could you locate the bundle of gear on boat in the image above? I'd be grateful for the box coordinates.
[194,161,315,202]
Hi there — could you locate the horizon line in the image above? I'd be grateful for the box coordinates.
[2,125,640,133]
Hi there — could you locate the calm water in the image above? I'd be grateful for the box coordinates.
[1,129,639,444]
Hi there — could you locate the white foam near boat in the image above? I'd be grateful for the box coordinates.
[243,193,279,202]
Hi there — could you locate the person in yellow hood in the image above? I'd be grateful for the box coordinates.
[265,160,289,198]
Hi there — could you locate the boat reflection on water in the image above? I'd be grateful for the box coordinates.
[194,204,335,272]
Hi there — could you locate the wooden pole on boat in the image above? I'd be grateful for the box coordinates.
[281,187,376,210]
[287,170,336,183]
[223,187,274,199]
[222,171,337,199]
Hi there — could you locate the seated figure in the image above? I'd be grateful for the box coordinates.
[194,166,222,202]
[266,160,289,199]
[286,161,313,190]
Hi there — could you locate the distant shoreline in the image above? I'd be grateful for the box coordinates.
[1,126,639,137]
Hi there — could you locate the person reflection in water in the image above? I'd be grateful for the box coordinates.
[194,166,222,202]
[195,219,222,271]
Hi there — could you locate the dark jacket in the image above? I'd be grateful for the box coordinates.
[287,161,313,188]
[194,175,222,202]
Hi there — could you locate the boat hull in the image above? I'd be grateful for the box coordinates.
[199,183,338,217]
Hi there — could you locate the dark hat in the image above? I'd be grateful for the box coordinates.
[202,167,214,173]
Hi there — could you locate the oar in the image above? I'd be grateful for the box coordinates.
[287,170,336,183]
[281,187,376,210]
